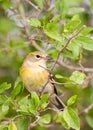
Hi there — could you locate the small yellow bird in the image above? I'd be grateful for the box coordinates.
[20,51,65,110]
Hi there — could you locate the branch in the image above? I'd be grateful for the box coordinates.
[17,0,30,37]
[82,73,93,88]
[17,0,44,51]
[25,0,41,11]
[56,60,93,72]
[50,25,86,71]
[79,103,93,115]
[29,36,45,52]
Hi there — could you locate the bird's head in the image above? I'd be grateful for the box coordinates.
[22,51,51,69]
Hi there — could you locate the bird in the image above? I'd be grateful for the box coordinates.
[20,51,65,110]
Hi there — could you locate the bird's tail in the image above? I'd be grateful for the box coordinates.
[50,85,66,111]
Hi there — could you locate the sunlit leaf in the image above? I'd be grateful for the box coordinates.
[0,103,9,120]
[55,74,64,79]
[86,115,93,128]
[0,95,7,104]
[40,94,49,109]
[11,77,23,99]
[38,114,51,126]
[68,7,84,15]
[50,14,60,23]
[0,82,11,94]
[16,117,29,130]
[0,124,8,130]
[76,36,93,50]
[80,27,93,35]
[44,30,62,42]
[56,112,70,129]
[8,122,17,130]
[67,95,78,106]
[68,41,80,60]
[65,15,81,31]
[70,71,86,84]
[18,96,30,113]
[28,18,41,27]
[31,92,40,107]
[63,108,80,130]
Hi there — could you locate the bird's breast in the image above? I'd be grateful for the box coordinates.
[20,66,49,92]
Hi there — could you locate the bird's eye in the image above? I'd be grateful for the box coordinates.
[35,55,41,59]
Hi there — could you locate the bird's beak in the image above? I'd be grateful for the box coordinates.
[44,55,52,60]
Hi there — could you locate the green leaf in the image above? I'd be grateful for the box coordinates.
[44,30,62,42]
[62,36,81,60]
[31,92,40,108]
[56,112,70,129]
[80,27,93,35]
[41,8,54,24]
[68,7,84,16]
[55,74,64,79]
[67,95,78,106]
[28,18,41,27]
[86,115,93,128]
[63,108,80,130]
[0,103,9,120]
[70,71,86,84]
[62,49,75,60]
[18,96,30,113]
[50,14,60,23]
[11,77,23,99]
[76,36,93,51]
[0,95,7,104]
[65,15,81,31]
[40,94,49,109]
[55,0,66,18]
[16,117,29,130]
[55,74,69,81]
[8,122,17,130]
[46,22,58,32]
[0,125,8,130]
[0,82,11,94]
[68,41,80,60]
[38,114,51,126]
[47,49,58,59]
[2,103,9,113]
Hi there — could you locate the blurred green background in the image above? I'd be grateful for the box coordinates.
[0,0,93,130]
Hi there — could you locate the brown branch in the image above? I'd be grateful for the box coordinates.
[82,73,93,88]
[79,103,93,115]
[56,60,93,72]
[25,0,41,11]
[57,60,93,72]
[17,0,44,51]
[17,0,30,37]
[50,25,86,71]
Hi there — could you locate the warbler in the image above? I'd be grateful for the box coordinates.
[20,51,65,110]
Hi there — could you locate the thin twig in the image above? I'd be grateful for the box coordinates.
[28,115,40,129]
[56,60,93,72]
[29,40,44,52]
[25,0,41,11]
[79,103,93,115]
[51,25,86,71]
[82,73,93,88]
[17,0,30,37]
[17,0,44,51]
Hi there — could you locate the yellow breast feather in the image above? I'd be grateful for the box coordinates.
[20,67,49,92]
